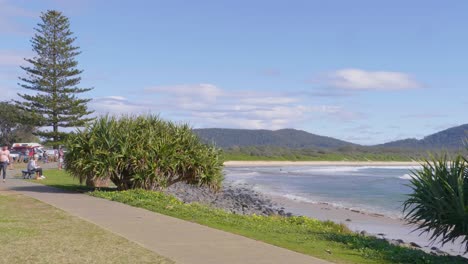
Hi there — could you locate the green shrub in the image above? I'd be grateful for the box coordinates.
[65,115,223,190]
[403,154,468,252]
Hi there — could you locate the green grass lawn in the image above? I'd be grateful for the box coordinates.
[26,169,93,192]
[0,192,173,264]
[34,169,468,264]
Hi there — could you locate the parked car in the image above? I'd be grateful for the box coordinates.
[8,150,29,162]
[9,151,20,161]
[45,149,56,156]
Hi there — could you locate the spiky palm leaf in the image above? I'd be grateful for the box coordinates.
[403,154,468,252]
[65,115,224,191]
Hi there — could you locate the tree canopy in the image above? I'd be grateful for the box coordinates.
[0,101,37,146]
[16,10,93,147]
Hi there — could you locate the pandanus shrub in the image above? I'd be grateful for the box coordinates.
[403,153,468,252]
[65,115,223,191]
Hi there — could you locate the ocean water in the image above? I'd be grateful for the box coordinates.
[224,165,421,218]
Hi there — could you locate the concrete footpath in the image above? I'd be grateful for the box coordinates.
[0,167,331,264]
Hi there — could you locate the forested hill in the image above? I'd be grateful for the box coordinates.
[193,128,356,149]
[194,124,468,151]
[378,124,468,149]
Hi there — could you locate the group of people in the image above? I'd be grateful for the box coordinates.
[0,145,65,182]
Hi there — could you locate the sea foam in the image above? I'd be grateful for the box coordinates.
[287,166,419,174]
[399,174,414,180]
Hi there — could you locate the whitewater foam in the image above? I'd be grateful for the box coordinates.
[399,174,414,180]
[230,171,261,177]
[283,194,316,203]
[286,165,420,174]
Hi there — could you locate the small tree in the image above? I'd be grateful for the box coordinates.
[0,101,37,146]
[16,10,93,147]
[403,153,468,252]
[65,115,224,190]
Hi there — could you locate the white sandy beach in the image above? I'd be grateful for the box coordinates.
[224,160,422,167]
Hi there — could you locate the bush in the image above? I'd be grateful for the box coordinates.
[403,154,468,252]
[65,115,223,191]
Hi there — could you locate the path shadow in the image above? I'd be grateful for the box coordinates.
[8,181,115,194]
[8,184,84,194]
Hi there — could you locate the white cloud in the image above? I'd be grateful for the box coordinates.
[91,84,360,130]
[402,113,447,119]
[327,68,421,90]
[0,0,36,34]
[145,83,223,102]
[0,0,35,17]
[239,97,298,105]
[0,50,27,66]
[90,96,154,116]
[0,84,20,99]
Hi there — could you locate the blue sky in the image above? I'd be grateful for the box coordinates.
[1,0,467,145]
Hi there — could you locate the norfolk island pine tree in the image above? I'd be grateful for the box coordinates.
[16,10,94,147]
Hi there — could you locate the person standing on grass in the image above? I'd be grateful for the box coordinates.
[58,146,64,170]
[0,146,10,182]
[28,154,45,180]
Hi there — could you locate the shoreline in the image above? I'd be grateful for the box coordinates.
[224,160,422,167]
[223,163,467,257]
[269,193,468,257]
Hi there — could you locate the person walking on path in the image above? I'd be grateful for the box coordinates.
[0,146,10,182]
[58,147,64,170]
[8,148,13,169]
[43,151,48,163]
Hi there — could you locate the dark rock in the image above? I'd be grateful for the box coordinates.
[409,242,422,248]
[263,208,275,215]
[345,218,351,222]
[360,230,368,236]
[431,249,447,256]
[163,182,292,217]
[388,239,404,246]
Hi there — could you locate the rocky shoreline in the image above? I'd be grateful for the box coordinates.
[164,182,292,217]
[164,181,459,258]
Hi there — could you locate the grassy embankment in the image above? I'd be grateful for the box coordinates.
[27,169,467,264]
[0,192,172,264]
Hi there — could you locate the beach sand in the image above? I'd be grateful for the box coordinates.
[224,160,422,167]
[274,196,467,257]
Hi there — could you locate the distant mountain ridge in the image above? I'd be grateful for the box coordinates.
[194,124,468,150]
[193,128,356,149]
[378,124,468,149]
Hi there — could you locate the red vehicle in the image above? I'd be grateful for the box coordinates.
[11,143,43,160]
